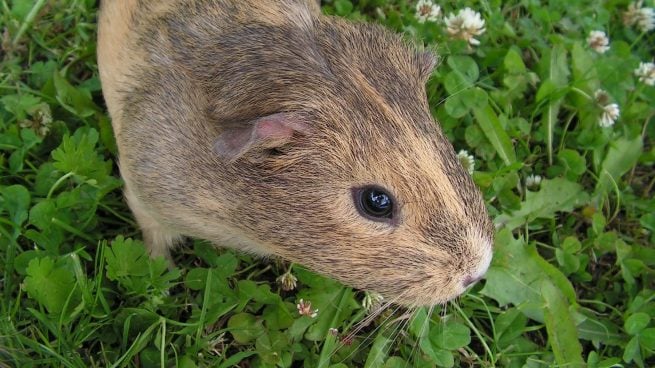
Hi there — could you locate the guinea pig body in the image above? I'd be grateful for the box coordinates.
[97,0,493,307]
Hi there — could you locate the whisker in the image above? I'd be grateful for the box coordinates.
[326,293,402,362]
[331,288,420,364]
[405,306,432,367]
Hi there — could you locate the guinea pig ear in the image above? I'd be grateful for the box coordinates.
[417,50,438,81]
[213,112,309,162]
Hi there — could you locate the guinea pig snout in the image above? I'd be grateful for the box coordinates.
[463,275,481,288]
[462,237,493,289]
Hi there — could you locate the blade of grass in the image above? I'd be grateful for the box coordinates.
[472,105,516,165]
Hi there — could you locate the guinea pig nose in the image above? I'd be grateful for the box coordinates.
[463,275,482,288]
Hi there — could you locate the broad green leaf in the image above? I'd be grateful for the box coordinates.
[640,328,655,350]
[576,315,622,345]
[472,105,516,165]
[504,47,526,73]
[444,87,488,118]
[623,336,641,364]
[296,268,359,342]
[29,199,56,230]
[481,229,577,322]
[594,136,643,200]
[447,55,479,83]
[558,149,587,179]
[624,313,650,335]
[383,357,408,368]
[1,185,31,227]
[24,256,80,315]
[571,42,599,94]
[262,302,294,330]
[228,313,264,344]
[363,332,391,368]
[495,178,589,230]
[334,0,354,15]
[256,330,289,364]
[495,308,528,347]
[237,280,280,305]
[430,321,471,350]
[542,281,585,367]
[443,71,473,95]
[53,71,98,118]
[315,288,358,366]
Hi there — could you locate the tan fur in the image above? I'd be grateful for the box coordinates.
[97,0,493,307]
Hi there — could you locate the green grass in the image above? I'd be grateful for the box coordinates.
[1,0,654,367]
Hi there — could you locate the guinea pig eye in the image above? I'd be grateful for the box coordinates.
[355,186,394,221]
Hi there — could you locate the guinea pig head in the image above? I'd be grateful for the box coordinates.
[211,21,493,308]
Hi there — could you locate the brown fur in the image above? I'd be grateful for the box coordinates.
[97,0,493,307]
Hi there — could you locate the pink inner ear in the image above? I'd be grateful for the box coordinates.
[214,112,309,161]
[255,115,297,141]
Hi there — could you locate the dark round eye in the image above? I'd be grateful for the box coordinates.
[356,186,394,220]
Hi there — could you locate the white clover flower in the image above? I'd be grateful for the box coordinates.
[457,150,475,175]
[526,174,542,189]
[297,299,318,318]
[636,6,655,32]
[361,291,384,312]
[634,62,655,86]
[445,8,486,46]
[587,30,610,54]
[599,103,620,128]
[624,1,655,32]
[593,90,620,128]
[276,271,297,291]
[415,0,441,23]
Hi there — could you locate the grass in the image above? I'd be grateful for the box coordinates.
[1,0,654,367]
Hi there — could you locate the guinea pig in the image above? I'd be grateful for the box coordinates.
[97,0,494,307]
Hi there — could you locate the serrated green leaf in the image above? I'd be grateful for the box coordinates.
[105,236,150,280]
[481,229,577,322]
[495,178,589,230]
[51,128,111,182]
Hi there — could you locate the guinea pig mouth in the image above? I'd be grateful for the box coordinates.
[392,239,493,307]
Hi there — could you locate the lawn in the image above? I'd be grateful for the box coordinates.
[0,0,654,367]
